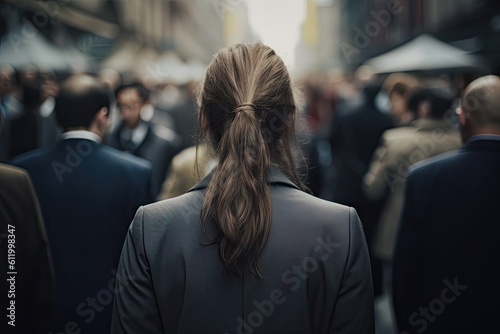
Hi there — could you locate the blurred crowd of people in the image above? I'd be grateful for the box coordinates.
[0,65,204,198]
[297,69,499,333]
[1,60,499,333]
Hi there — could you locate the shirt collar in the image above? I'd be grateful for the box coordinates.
[61,130,102,144]
[120,122,149,146]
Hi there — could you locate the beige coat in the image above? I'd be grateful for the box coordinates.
[363,119,462,261]
[157,144,214,200]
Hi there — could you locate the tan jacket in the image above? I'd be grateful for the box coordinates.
[363,119,462,261]
[157,144,214,200]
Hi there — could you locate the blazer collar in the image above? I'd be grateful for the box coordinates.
[187,164,301,192]
[462,137,500,153]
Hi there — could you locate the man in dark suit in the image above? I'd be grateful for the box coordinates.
[393,75,500,333]
[330,82,393,211]
[106,83,181,198]
[330,82,393,297]
[1,71,61,161]
[164,82,198,150]
[11,75,153,334]
[0,164,54,334]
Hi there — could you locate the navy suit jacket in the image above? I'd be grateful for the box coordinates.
[12,138,153,334]
[393,138,500,333]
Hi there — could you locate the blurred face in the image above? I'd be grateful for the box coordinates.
[390,92,407,121]
[20,69,37,86]
[116,88,144,129]
[41,74,59,99]
[99,69,121,91]
[0,70,13,97]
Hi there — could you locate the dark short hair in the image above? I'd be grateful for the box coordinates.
[22,83,42,109]
[55,75,111,131]
[114,82,149,102]
[362,82,382,108]
[407,88,453,119]
[407,89,430,116]
[428,88,453,119]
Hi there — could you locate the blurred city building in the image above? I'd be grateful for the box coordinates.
[3,1,499,76]
[223,0,258,46]
[337,0,500,73]
[0,0,257,77]
[295,0,342,76]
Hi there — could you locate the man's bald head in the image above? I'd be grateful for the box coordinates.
[460,75,500,131]
[55,74,110,132]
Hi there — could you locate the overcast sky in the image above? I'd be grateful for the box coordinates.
[247,0,307,71]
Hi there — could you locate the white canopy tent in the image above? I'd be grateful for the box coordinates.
[364,34,486,74]
[102,42,205,85]
[148,51,197,85]
[0,22,89,71]
[101,39,143,73]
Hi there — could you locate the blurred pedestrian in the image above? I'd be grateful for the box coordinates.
[98,67,123,132]
[383,73,419,126]
[0,65,16,161]
[38,71,61,147]
[363,86,461,328]
[393,75,500,333]
[329,80,394,297]
[157,143,215,200]
[11,74,153,333]
[111,42,374,333]
[7,78,41,158]
[0,163,54,334]
[158,81,199,149]
[364,87,461,266]
[106,82,181,197]
[3,69,60,160]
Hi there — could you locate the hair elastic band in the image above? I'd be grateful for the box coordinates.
[232,103,256,113]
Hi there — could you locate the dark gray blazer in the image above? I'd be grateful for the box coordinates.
[111,166,374,334]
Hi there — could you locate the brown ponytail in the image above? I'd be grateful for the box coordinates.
[197,42,306,276]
